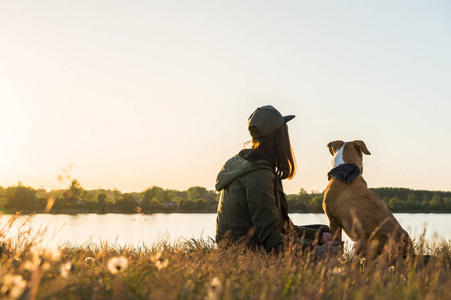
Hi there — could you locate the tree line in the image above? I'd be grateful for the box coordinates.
[287,188,451,213]
[1,180,450,214]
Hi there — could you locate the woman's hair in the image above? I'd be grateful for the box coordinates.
[250,124,297,180]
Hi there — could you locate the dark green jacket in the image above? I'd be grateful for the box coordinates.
[215,149,321,253]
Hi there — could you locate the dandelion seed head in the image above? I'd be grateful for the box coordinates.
[107,256,128,274]
[60,262,72,278]
[211,277,222,291]
[207,277,223,300]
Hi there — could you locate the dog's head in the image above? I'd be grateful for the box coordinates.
[327,140,371,170]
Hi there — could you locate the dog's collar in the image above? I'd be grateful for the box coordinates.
[327,163,361,183]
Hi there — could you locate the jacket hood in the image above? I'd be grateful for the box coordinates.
[215,149,272,191]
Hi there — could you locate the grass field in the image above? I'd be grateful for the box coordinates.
[1,214,450,299]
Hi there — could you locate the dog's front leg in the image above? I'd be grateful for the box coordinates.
[329,217,342,241]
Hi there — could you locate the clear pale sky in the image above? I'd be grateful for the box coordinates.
[1,1,450,194]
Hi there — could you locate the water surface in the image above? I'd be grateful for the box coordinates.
[2,213,449,247]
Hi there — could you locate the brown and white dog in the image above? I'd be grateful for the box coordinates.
[322,140,413,260]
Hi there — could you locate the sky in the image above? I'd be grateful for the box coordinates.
[1,0,450,194]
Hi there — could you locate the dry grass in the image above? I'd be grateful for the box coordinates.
[0,214,450,299]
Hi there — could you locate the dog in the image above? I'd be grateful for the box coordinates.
[322,140,414,261]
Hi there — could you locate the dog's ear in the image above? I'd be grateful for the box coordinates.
[352,140,371,155]
[327,140,344,156]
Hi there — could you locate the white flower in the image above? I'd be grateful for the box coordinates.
[389,265,395,273]
[211,277,222,293]
[85,257,94,263]
[150,252,168,271]
[1,274,27,300]
[332,267,344,275]
[150,252,162,263]
[206,277,222,300]
[23,260,40,271]
[44,244,62,261]
[154,259,169,271]
[41,262,51,271]
[60,262,72,278]
[359,258,367,265]
[107,256,128,274]
[31,244,61,262]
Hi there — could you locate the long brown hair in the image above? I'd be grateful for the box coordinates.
[250,124,297,180]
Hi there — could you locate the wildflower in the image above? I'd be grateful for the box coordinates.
[1,274,27,300]
[60,262,72,278]
[150,252,162,263]
[206,277,222,300]
[31,244,61,262]
[85,257,94,263]
[107,256,128,274]
[150,251,168,271]
[155,259,169,271]
[389,265,395,273]
[41,262,51,271]
[23,260,39,271]
[45,244,62,261]
[359,258,366,265]
[332,267,344,275]
[211,277,222,293]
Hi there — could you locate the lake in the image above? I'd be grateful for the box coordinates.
[1,213,450,247]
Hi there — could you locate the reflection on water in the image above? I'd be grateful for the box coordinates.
[1,213,449,247]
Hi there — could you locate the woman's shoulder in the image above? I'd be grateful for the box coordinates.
[238,149,272,168]
[239,167,276,187]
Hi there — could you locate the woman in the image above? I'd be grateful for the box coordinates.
[215,105,341,255]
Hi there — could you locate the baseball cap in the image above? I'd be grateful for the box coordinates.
[248,105,295,138]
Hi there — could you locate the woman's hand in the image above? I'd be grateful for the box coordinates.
[320,232,332,245]
[314,241,343,258]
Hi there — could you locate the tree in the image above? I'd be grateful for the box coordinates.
[443,197,451,210]
[142,186,163,202]
[388,197,401,210]
[179,199,196,212]
[142,186,171,210]
[63,179,85,208]
[298,188,312,207]
[310,196,323,212]
[6,183,37,211]
[406,193,417,210]
[421,194,430,211]
[69,179,83,198]
[96,193,107,212]
[194,198,206,210]
[115,193,138,213]
[430,194,442,210]
[150,196,164,211]
[187,186,208,201]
